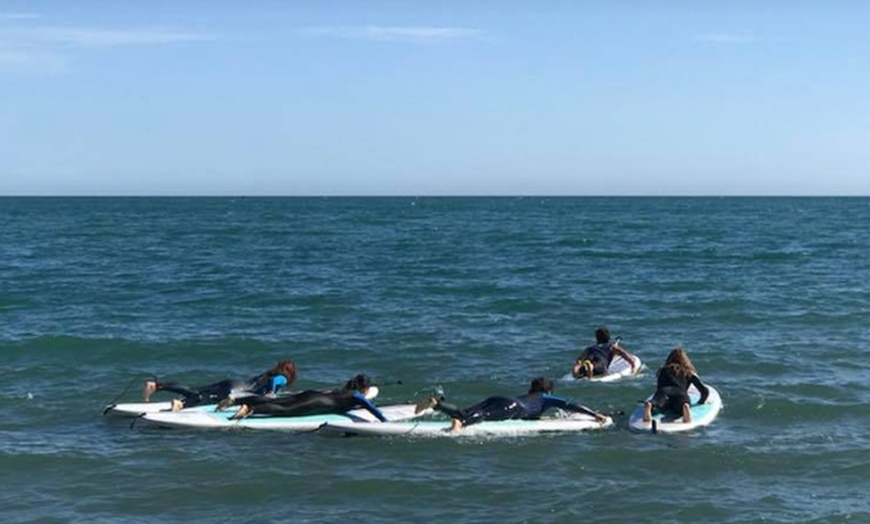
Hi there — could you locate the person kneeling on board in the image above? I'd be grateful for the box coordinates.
[416,377,607,433]
[229,374,387,422]
[142,360,296,411]
[643,348,709,424]
[571,326,637,379]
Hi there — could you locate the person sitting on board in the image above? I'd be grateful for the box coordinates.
[571,326,637,379]
[415,377,608,433]
[229,373,388,421]
[642,347,709,424]
[142,359,297,412]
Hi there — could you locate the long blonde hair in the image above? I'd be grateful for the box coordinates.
[660,347,696,377]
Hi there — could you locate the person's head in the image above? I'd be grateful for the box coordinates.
[663,347,696,376]
[595,326,611,344]
[269,360,298,385]
[343,374,371,394]
[528,377,555,394]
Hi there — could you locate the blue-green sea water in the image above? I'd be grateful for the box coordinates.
[2,197,870,523]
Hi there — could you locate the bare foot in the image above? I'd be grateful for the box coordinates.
[231,404,252,420]
[682,403,692,423]
[415,396,438,414]
[450,418,463,433]
[642,401,652,423]
[170,399,184,412]
[143,381,158,402]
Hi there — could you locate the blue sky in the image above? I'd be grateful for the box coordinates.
[1,1,868,195]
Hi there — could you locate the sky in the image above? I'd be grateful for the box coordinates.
[1,1,869,196]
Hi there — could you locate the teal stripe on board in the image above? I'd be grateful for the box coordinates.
[1,197,870,522]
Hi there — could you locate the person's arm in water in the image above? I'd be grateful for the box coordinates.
[352,392,388,422]
[611,344,637,373]
[689,374,709,405]
[542,395,607,422]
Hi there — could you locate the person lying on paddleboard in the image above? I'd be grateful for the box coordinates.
[415,377,608,433]
[142,359,297,411]
[571,326,637,379]
[642,348,709,424]
[229,373,387,421]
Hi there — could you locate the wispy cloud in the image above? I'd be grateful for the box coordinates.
[0,12,41,20]
[0,24,214,73]
[302,25,484,43]
[698,33,756,44]
[1,26,214,48]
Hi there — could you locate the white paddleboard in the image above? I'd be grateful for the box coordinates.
[104,386,380,418]
[140,402,423,431]
[562,354,643,383]
[320,412,613,437]
[628,384,721,433]
[104,401,175,417]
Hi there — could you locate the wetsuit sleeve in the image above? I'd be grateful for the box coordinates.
[690,374,709,405]
[270,375,287,395]
[352,392,388,422]
[543,395,598,418]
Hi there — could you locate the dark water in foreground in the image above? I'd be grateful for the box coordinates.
[2,197,870,522]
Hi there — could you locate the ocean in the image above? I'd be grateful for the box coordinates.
[1,197,869,522]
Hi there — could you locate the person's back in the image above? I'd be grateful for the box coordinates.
[573,327,615,378]
[644,348,708,424]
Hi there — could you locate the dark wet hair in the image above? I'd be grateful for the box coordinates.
[660,347,697,378]
[342,374,370,392]
[267,360,297,386]
[595,326,611,344]
[528,377,555,394]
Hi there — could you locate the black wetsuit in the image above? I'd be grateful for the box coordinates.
[156,372,285,408]
[579,343,614,376]
[650,368,709,416]
[435,392,598,427]
[239,389,387,421]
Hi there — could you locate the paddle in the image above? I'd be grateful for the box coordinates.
[102,374,157,415]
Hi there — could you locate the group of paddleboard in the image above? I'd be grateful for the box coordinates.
[106,326,721,436]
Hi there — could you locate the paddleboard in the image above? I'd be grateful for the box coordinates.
[320,412,613,437]
[628,384,721,433]
[104,386,380,418]
[562,354,643,383]
[140,401,423,431]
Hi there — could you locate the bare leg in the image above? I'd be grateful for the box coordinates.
[682,402,692,423]
[170,399,184,412]
[642,401,653,423]
[450,418,463,433]
[143,381,158,402]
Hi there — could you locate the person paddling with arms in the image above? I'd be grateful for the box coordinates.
[643,347,709,424]
[415,377,608,434]
[571,326,637,379]
[143,360,296,411]
[230,374,387,421]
